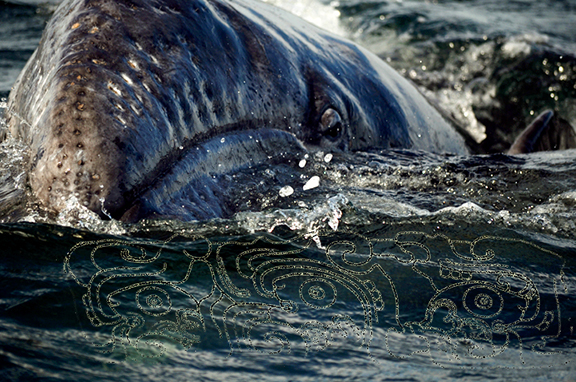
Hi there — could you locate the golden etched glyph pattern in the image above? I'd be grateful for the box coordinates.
[64,230,571,366]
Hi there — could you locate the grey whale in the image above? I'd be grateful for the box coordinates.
[3,0,470,221]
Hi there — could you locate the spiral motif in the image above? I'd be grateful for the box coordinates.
[136,286,172,316]
[474,293,493,310]
[308,285,326,300]
[463,285,503,319]
[300,279,337,309]
[300,321,329,352]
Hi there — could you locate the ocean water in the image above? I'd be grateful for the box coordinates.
[1,0,575,381]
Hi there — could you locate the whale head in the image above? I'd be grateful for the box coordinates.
[5,0,467,221]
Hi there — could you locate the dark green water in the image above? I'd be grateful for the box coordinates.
[1,220,575,381]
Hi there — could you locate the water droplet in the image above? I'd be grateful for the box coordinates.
[279,186,294,197]
[303,176,320,191]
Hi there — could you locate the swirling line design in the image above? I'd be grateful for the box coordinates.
[64,230,572,367]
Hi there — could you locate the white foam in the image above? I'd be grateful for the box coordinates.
[235,194,348,240]
[260,0,345,36]
[20,193,127,235]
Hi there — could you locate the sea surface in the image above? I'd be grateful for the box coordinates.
[1,0,575,381]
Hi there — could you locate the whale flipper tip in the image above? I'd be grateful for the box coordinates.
[507,110,576,154]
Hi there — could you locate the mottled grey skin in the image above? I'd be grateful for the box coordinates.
[5,0,468,221]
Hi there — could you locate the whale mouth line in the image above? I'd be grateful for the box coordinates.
[117,126,308,221]
[121,120,283,197]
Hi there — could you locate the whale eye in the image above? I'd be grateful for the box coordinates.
[319,108,343,142]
